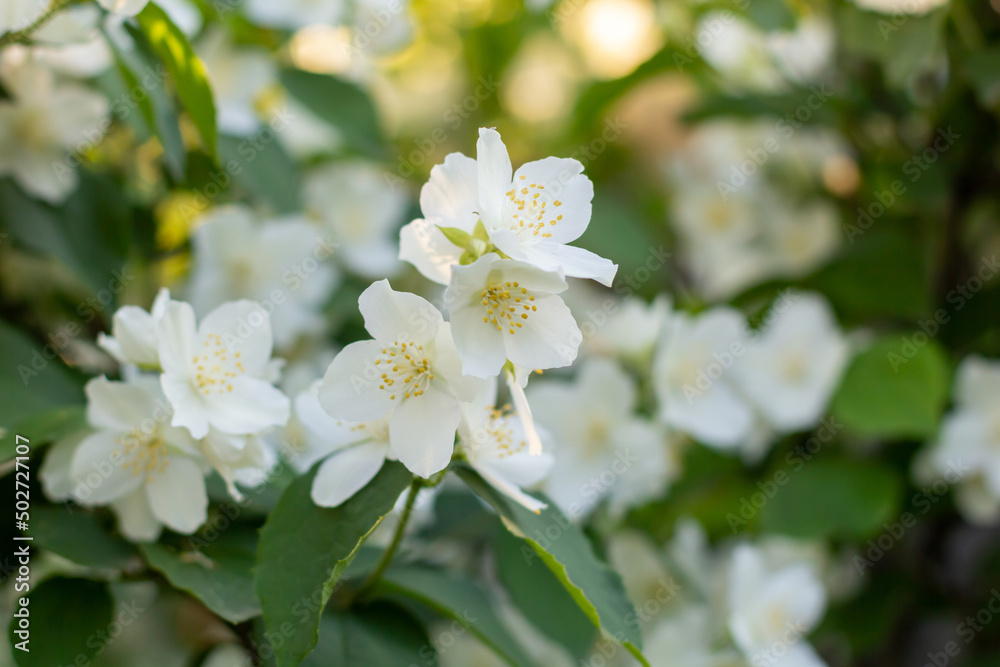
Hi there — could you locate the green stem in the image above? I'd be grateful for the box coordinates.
[0,0,79,48]
[352,477,423,600]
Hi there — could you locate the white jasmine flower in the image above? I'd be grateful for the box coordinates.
[528,358,668,515]
[295,381,395,507]
[158,299,291,440]
[318,280,481,477]
[445,253,580,378]
[98,287,171,369]
[653,307,755,449]
[920,357,1000,523]
[0,53,109,203]
[304,161,407,278]
[458,378,554,513]
[199,429,276,499]
[188,205,339,350]
[581,293,671,364]
[399,128,617,286]
[243,0,345,29]
[70,376,209,539]
[735,293,848,432]
[726,544,827,667]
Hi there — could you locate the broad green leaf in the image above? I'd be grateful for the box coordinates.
[760,458,902,540]
[218,133,301,214]
[9,577,113,667]
[255,462,412,667]
[457,468,648,666]
[494,527,597,660]
[0,405,87,465]
[136,2,217,156]
[832,337,950,438]
[280,68,384,157]
[141,525,260,623]
[301,603,436,666]
[32,505,138,571]
[374,566,536,667]
[0,320,84,432]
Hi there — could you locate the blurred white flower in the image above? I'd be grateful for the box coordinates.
[580,294,671,365]
[400,128,617,286]
[726,544,828,667]
[295,380,395,507]
[304,160,407,278]
[528,358,671,515]
[318,280,481,477]
[920,356,1000,524]
[0,52,109,203]
[852,0,948,15]
[445,253,580,378]
[198,28,277,136]
[458,378,554,513]
[767,17,835,85]
[243,0,345,29]
[188,205,339,350]
[0,0,48,34]
[653,307,755,449]
[199,428,276,499]
[98,287,171,369]
[29,5,112,78]
[735,292,849,433]
[70,376,208,540]
[697,13,785,92]
[351,0,413,55]
[158,299,291,440]
[645,607,743,667]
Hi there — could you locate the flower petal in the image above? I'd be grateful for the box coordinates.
[204,376,290,435]
[503,294,580,371]
[449,301,507,378]
[399,217,464,285]
[110,488,162,543]
[161,373,211,440]
[112,305,160,366]
[85,376,158,432]
[509,156,593,244]
[476,128,512,228]
[198,300,274,376]
[145,457,208,534]
[70,430,144,505]
[359,279,442,344]
[419,152,479,229]
[310,441,389,507]
[158,300,198,379]
[389,387,460,477]
[318,340,396,421]
[475,463,547,513]
[517,242,618,287]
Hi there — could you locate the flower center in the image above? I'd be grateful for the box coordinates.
[193,333,248,396]
[374,340,434,401]
[113,429,170,482]
[470,406,527,460]
[481,280,537,335]
[505,176,563,240]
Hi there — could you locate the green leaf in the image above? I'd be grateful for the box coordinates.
[218,133,302,214]
[832,336,950,438]
[456,467,648,666]
[32,505,138,571]
[280,68,384,157]
[760,458,902,540]
[136,2,218,156]
[255,462,412,667]
[373,566,536,667]
[0,405,87,465]
[9,577,113,667]
[0,320,84,432]
[141,525,260,623]
[494,527,597,660]
[301,603,436,666]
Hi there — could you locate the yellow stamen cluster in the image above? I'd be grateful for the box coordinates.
[113,429,170,482]
[374,341,434,400]
[481,281,537,335]
[479,405,527,460]
[193,334,245,396]
[506,177,563,239]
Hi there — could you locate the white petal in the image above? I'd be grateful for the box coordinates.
[161,373,211,440]
[157,300,198,379]
[111,306,160,366]
[40,432,83,501]
[503,294,580,371]
[399,218,463,285]
[419,152,479,229]
[505,368,544,456]
[389,387,460,477]
[318,340,396,421]
[204,376,290,435]
[518,242,618,286]
[475,464,547,513]
[145,457,208,534]
[449,302,507,378]
[198,300,274,376]
[70,430,143,505]
[476,128,512,228]
[110,488,162,542]
[359,279,442,344]
[429,322,483,401]
[85,376,156,431]
[509,156,592,244]
[310,441,389,507]
[663,381,755,448]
